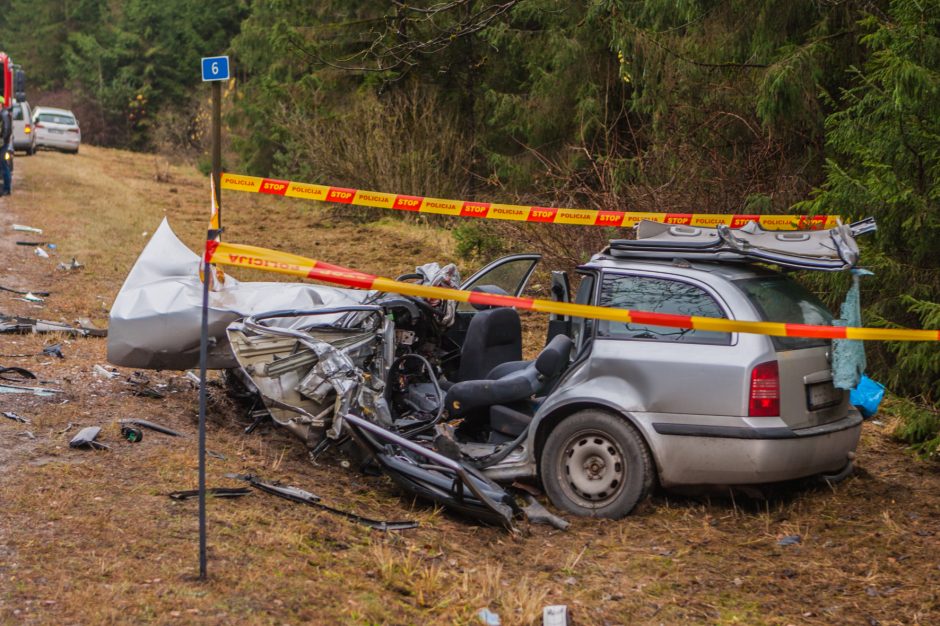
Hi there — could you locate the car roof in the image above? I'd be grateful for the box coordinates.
[34,107,75,116]
[582,252,784,281]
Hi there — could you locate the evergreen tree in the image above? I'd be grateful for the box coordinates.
[803,0,940,428]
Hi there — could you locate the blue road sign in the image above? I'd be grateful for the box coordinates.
[201,56,230,82]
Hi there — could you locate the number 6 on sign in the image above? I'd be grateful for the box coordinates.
[201,56,230,82]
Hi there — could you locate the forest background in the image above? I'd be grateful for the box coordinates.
[1,0,937,452]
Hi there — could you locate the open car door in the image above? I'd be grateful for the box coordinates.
[441,254,541,369]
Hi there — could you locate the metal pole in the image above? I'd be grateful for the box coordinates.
[212,80,222,227]
[197,258,210,580]
[197,78,222,581]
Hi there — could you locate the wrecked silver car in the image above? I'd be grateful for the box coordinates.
[109,218,874,526]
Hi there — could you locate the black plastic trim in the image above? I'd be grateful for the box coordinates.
[652,412,863,440]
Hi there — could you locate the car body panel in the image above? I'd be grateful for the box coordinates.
[646,410,861,485]
[107,219,370,370]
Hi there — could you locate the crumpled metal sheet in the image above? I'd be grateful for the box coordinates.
[107,219,369,370]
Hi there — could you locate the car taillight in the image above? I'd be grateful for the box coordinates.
[67,128,79,133]
[24,125,30,133]
[749,360,780,417]
[34,123,43,128]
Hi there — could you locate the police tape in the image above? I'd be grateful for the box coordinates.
[220,172,840,231]
[205,240,940,342]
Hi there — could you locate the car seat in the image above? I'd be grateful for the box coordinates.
[453,306,523,383]
[444,334,574,441]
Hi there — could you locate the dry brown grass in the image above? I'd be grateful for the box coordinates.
[0,146,938,625]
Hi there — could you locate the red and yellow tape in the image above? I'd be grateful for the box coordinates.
[220,173,840,231]
[205,240,940,342]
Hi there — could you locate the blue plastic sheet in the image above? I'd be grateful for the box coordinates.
[851,375,886,419]
[832,269,873,390]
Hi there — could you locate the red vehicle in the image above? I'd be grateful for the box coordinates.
[0,53,12,109]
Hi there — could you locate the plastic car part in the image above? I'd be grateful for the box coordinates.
[343,413,519,528]
[121,425,143,442]
[168,487,251,500]
[69,426,109,450]
[608,218,877,271]
[0,366,36,382]
[121,419,183,437]
[227,473,419,531]
[519,494,570,531]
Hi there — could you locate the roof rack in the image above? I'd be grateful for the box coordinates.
[607,217,876,272]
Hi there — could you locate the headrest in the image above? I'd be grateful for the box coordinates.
[476,306,521,346]
[470,284,509,311]
[535,334,573,378]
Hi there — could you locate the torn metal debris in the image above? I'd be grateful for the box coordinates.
[57,258,84,271]
[2,411,29,423]
[0,285,50,297]
[228,473,419,531]
[125,372,166,399]
[0,315,105,337]
[69,426,109,450]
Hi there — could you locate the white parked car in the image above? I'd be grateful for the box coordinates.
[32,106,81,154]
[12,101,36,155]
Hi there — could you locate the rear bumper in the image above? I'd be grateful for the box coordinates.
[643,410,863,486]
[36,135,80,150]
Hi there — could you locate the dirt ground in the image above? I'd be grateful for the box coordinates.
[0,146,938,625]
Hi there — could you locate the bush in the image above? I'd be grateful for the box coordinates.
[453,222,505,260]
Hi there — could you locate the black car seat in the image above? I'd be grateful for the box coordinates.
[454,306,523,383]
[444,334,574,440]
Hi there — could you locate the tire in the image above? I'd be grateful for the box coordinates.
[540,409,653,519]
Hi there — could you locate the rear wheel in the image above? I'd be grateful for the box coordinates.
[540,409,653,518]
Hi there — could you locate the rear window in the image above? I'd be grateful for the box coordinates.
[37,113,76,125]
[735,276,834,350]
[12,104,23,120]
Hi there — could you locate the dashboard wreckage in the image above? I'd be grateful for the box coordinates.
[109,217,876,528]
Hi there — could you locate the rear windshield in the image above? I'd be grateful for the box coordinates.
[735,276,834,350]
[37,113,76,125]
[12,104,23,120]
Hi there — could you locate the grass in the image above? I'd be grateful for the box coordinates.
[0,146,938,624]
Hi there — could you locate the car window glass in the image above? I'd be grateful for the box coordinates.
[735,276,833,350]
[12,105,22,120]
[597,274,731,345]
[457,258,537,312]
[38,113,76,125]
